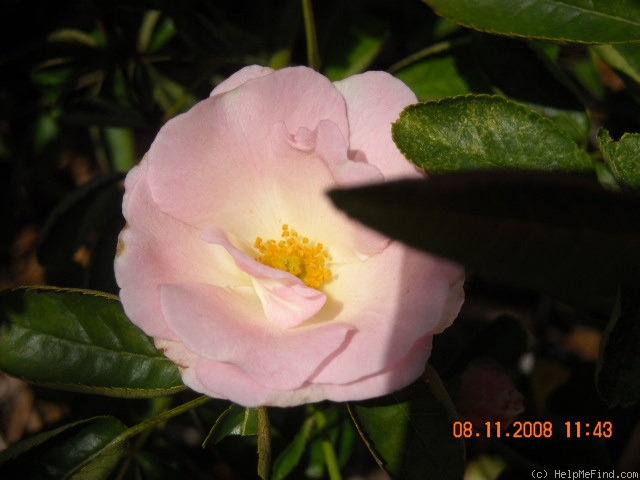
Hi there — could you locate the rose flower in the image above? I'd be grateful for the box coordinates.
[115,65,464,407]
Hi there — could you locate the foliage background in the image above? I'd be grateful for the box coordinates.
[1,0,640,479]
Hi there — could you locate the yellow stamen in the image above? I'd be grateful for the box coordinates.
[254,224,332,289]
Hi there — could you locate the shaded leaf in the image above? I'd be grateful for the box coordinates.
[597,128,640,189]
[392,95,591,174]
[348,368,464,479]
[0,287,185,397]
[596,287,640,407]
[329,170,640,312]
[0,416,127,480]
[423,0,640,44]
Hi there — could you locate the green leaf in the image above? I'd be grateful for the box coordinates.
[394,41,473,100]
[328,170,640,312]
[596,287,640,407]
[204,404,259,445]
[423,0,640,44]
[0,416,127,480]
[0,287,185,397]
[597,128,640,189]
[348,367,464,479]
[392,95,592,174]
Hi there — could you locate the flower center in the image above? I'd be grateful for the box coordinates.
[254,224,332,289]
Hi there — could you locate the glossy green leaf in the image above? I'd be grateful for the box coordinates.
[423,0,640,44]
[348,367,464,479]
[0,416,127,480]
[0,287,185,397]
[596,287,640,407]
[329,170,640,312]
[204,404,259,445]
[597,128,640,189]
[392,95,591,174]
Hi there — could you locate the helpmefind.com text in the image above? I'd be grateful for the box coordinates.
[531,470,639,479]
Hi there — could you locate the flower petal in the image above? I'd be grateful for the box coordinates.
[146,67,350,233]
[314,242,464,384]
[334,71,422,180]
[160,282,355,390]
[209,65,274,97]
[187,334,433,407]
[115,160,241,339]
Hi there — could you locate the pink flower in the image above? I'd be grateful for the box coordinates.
[115,65,464,407]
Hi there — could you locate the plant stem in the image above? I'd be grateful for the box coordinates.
[301,0,320,70]
[388,37,470,73]
[257,407,272,480]
[322,439,343,480]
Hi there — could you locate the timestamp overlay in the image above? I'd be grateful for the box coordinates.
[452,420,640,479]
[452,420,615,440]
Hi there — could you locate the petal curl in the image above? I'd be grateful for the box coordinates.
[334,71,422,180]
[201,226,326,329]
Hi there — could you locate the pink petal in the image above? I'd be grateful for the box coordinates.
[160,282,355,391]
[189,334,433,407]
[146,67,350,234]
[313,242,464,384]
[154,338,208,393]
[334,71,422,180]
[209,65,274,97]
[115,161,242,339]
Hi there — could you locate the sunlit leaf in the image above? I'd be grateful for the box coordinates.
[392,95,591,174]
